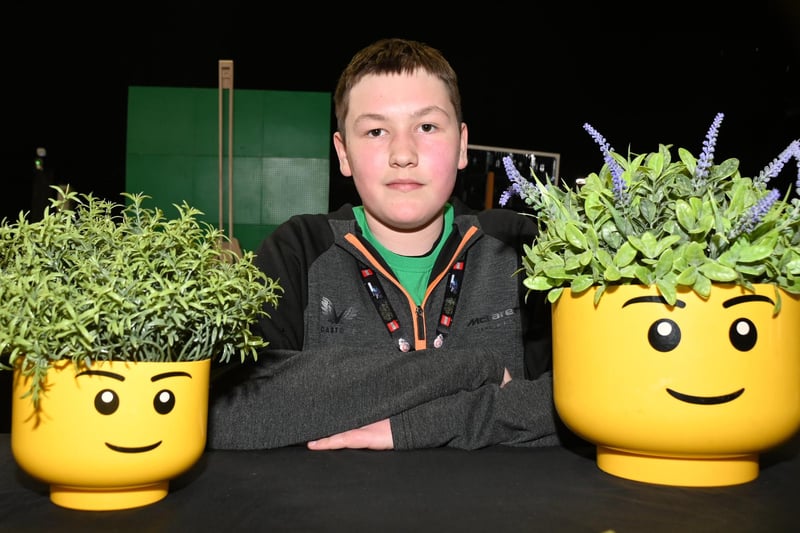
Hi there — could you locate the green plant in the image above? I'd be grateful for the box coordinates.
[0,188,282,407]
[500,113,800,307]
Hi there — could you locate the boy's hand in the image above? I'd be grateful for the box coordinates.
[307,419,394,450]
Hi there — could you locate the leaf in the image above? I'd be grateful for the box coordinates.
[656,279,677,306]
[675,265,698,286]
[565,223,588,249]
[547,287,565,303]
[678,147,697,176]
[693,275,712,298]
[570,275,595,293]
[524,276,554,291]
[597,249,614,269]
[564,254,584,272]
[682,242,707,265]
[654,248,674,278]
[613,242,637,267]
[639,197,657,224]
[710,158,740,179]
[592,284,607,305]
[629,232,659,259]
[577,250,594,266]
[653,235,681,256]
[543,264,569,279]
[698,262,739,282]
[675,199,696,230]
[603,263,622,281]
[584,192,604,223]
[738,232,778,263]
[647,150,665,175]
[737,244,775,263]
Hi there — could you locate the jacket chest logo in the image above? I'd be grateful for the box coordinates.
[320,296,357,333]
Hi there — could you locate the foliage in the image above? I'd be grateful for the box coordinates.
[500,113,800,307]
[0,188,282,407]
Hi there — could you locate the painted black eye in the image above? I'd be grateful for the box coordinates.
[648,318,681,352]
[729,318,757,351]
[95,389,119,415]
[154,389,176,414]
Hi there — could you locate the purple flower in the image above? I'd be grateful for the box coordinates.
[757,139,800,188]
[499,155,536,207]
[729,188,780,240]
[498,188,515,207]
[694,113,724,184]
[583,123,629,207]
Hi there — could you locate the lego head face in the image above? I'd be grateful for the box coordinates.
[11,359,210,489]
[552,284,800,455]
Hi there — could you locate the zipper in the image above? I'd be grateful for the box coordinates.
[416,306,425,342]
[345,226,479,351]
[347,234,420,350]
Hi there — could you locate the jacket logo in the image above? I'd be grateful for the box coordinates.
[466,307,517,326]
[321,296,357,333]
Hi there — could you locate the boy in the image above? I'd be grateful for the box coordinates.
[208,38,560,450]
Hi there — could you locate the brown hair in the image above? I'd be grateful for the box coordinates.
[333,38,462,137]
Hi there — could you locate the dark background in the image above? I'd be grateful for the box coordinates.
[2,1,800,220]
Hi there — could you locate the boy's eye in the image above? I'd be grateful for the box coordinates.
[367,129,383,137]
[420,124,436,133]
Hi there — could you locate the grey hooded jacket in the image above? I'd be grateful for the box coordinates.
[207,198,561,450]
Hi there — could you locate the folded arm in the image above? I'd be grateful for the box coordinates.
[207,345,506,449]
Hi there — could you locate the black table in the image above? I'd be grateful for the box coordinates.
[1,432,799,532]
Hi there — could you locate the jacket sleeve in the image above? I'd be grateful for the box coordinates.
[388,290,561,450]
[207,345,507,449]
[389,371,561,450]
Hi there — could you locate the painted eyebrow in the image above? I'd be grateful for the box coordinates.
[151,371,192,382]
[622,295,687,308]
[722,294,775,308]
[76,370,125,381]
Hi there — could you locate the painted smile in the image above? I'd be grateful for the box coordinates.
[105,441,162,453]
[666,388,745,405]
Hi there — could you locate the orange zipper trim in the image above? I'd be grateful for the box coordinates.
[345,225,479,350]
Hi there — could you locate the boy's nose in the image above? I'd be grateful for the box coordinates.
[389,135,418,167]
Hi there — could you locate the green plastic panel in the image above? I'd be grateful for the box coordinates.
[126,86,330,252]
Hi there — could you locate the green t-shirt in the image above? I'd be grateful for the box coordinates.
[353,204,454,305]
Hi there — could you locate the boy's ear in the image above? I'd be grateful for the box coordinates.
[333,131,353,177]
[458,123,469,170]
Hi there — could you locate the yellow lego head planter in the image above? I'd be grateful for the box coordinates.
[11,359,210,510]
[552,284,800,487]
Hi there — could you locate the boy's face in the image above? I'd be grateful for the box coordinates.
[334,70,468,235]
